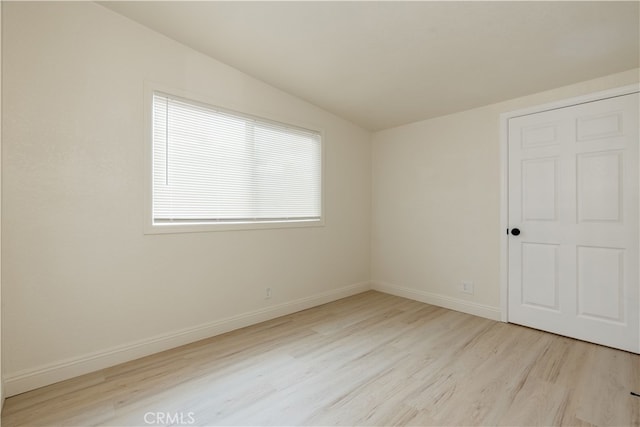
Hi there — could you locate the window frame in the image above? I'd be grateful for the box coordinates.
[144,83,325,234]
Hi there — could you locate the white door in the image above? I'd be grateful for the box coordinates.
[508,92,639,353]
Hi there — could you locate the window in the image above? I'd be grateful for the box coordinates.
[149,91,322,232]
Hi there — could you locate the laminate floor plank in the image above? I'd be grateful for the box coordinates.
[3,291,638,426]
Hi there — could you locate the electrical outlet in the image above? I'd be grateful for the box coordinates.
[265,287,272,299]
[461,281,474,295]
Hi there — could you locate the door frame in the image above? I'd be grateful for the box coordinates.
[499,83,640,323]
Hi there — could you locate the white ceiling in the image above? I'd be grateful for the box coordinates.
[101,1,639,131]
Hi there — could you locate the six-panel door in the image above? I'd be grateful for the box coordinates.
[508,93,639,353]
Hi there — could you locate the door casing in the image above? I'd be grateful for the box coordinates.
[499,84,640,324]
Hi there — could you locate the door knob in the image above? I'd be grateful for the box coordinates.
[511,228,521,236]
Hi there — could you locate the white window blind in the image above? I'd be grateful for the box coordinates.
[152,92,322,225]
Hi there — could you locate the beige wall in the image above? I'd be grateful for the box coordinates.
[372,68,639,318]
[2,2,371,394]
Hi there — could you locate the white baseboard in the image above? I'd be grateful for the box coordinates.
[371,281,501,321]
[4,281,371,397]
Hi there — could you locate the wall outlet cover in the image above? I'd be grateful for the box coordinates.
[461,281,474,295]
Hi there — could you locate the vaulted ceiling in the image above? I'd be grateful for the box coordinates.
[101,1,639,131]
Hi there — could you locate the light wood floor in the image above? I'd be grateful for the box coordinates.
[3,291,639,426]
